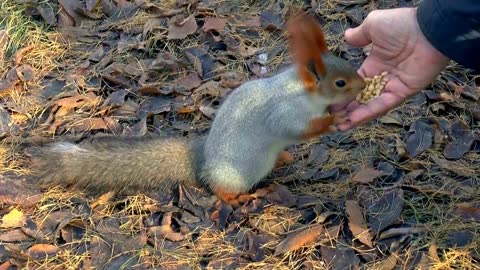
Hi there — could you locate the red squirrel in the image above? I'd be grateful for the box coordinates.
[31,12,366,206]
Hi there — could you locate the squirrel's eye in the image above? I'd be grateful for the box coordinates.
[335,79,346,88]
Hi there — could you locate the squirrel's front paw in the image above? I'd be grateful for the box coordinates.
[328,111,348,132]
[332,111,348,124]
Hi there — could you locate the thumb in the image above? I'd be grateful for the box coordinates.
[344,23,371,47]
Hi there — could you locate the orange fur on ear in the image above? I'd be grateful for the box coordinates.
[286,12,329,93]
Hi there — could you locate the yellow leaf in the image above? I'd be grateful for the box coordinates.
[1,208,25,228]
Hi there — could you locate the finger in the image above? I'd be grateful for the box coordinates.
[344,23,372,48]
[337,92,404,130]
[328,98,356,113]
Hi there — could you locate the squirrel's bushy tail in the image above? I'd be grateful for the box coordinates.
[31,137,204,194]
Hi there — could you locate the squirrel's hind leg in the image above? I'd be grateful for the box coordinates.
[274,150,294,168]
[212,187,250,208]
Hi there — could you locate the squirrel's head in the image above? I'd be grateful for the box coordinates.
[286,12,366,103]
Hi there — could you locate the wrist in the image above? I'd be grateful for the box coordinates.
[416,0,478,71]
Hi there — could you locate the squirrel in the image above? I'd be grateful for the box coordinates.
[31,12,366,207]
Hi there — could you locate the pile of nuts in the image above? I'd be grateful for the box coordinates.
[356,71,389,104]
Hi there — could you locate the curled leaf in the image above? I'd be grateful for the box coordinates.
[345,200,373,248]
[274,223,324,256]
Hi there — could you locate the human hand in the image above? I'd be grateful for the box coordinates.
[331,8,449,130]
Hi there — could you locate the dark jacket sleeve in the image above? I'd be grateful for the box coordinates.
[417,0,480,72]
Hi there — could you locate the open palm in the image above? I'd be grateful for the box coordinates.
[332,8,449,130]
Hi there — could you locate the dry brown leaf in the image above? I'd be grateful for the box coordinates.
[452,203,480,221]
[0,228,31,242]
[15,64,35,81]
[0,261,13,270]
[28,244,59,261]
[220,71,246,88]
[14,45,34,65]
[0,67,20,93]
[202,17,227,32]
[234,42,261,57]
[167,15,198,40]
[1,208,25,228]
[428,243,440,262]
[174,73,202,93]
[90,191,116,208]
[71,117,121,133]
[373,253,398,270]
[0,30,9,62]
[199,105,216,119]
[147,212,185,242]
[439,91,455,102]
[351,167,385,184]
[345,200,373,248]
[274,223,324,256]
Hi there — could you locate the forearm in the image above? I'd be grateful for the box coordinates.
[417,0,480,72]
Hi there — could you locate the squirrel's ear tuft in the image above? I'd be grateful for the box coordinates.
[286,12,329,94]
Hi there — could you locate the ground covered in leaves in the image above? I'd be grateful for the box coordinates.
[0,0,479,269]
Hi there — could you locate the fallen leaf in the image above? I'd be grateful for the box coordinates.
[88,46,104,62]
[373,253,398,270]
[202,17,227,32]
[0,261,13,270]
[264,184,296,207]
[246,234,265,262]
[274,223,324,256]
[0,107,13,137]
[210,201,233,229]
[137,96,172,119]
[89,235,112,267]
[320,239,361,270]
[443,121,474,160]
[452,203,480,221]
[0,175,42,208]
[53,92,101,117]
[345,200,373,248]
[233,42,261,57]
[0,67,20,93]
[364,189,404,234]
[60,223,86,243]
[0,228,31,242]
[184,46,216,80]
[1,208,24,228]
[378,112,404,126]
[0,30,9,61]
[71,117,122,134]
[260,11,283,31]
[174,73,202,94]
[167,15,198,40]
[405,119,434,157]
[440,230,474,248]
[143,17,167,37]
[460,84,480,101]
[199,105,216,119]
[220,71,246,88]
[124,117,147,136]
[147,212,185,242]
[15,64,35,81]
[14,45,34,65]
[307,144,328,165]
[90,191,116,208]
[103,89,128,107]
[27,244,59,261]
[351,167,385,184]
[431,154,476,177]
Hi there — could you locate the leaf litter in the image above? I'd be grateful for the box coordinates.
[0,0,478,269]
